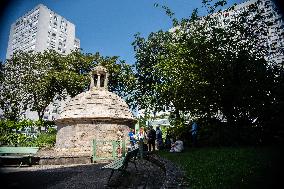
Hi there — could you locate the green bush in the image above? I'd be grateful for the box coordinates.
[0,119,56,147]
[31,132,56,147]
[167,116,190,140]
[0,120,24,145]
[197,117,265,147]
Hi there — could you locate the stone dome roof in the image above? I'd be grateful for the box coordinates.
[56,65,136,125]
[56,89,135,124]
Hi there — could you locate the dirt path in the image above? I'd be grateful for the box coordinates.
[0,159,164,189]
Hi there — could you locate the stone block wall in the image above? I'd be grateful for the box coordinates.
[55,120,131,158]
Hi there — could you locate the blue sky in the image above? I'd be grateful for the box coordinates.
[0,0,245,64]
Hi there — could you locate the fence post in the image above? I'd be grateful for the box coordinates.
[112,140,117,158]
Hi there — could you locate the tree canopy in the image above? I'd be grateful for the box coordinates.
[0,50,135,121]
[132,0,283,144]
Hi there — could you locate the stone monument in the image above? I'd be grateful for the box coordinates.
[55,65,136,159]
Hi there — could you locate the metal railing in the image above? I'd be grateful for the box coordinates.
[92,139,127,162]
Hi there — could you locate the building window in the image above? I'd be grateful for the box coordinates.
[33,20,38,26]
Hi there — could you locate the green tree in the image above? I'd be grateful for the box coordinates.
[55,50,136,108]
[96,55,136,109]
[57,50,94,97]
[133,1,280,144]
[58,50,136,108]
[1,49,136,121]
[0,52,30,121]
[25,51,65,120]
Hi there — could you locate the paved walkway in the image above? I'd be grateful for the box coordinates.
[0,159,165,189]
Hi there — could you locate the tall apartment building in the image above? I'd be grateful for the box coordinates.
[5,4,80,121]
[211,0,284,65]
[6,4,80,59]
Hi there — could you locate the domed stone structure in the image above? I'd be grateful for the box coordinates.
[55,65,136,159]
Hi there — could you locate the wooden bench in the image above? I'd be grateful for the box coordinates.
[0,147,39,166]
[101,147,139,183]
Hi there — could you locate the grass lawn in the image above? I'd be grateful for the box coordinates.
[158,146,283,189]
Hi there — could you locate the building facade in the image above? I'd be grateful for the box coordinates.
[5,4,80,121]
[6,4,80,59]
[212,0,284,65]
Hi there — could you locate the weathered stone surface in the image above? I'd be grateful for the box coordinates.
[55,122,130,157]
[54,66,135,159]
[56,89,135,123]
[39,156,91,165]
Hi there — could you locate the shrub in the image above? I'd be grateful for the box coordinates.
[0,119,56,147]
[33,132,56,147]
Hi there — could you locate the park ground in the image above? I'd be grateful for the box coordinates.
[159,145,284,189]
[0,145,283,189]
[0,158,164,189]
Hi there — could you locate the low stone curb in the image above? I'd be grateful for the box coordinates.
[38,155,91,165]
[146,154,190,189]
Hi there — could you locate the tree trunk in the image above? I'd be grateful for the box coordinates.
[37,111,44,132]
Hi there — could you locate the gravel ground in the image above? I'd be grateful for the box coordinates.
[0,159,165,189]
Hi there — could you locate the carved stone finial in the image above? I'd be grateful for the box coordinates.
[89,65,109,90]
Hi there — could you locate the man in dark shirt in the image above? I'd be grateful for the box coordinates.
[128,129,135,146]
[147,126,156,151]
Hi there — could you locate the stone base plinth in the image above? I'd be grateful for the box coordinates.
[39,156,91,165]
[55,121,131,159]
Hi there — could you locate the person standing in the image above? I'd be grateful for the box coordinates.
[137,127,146,157]
[147,126,156,151]
[137,127,146,141]
[156,126,163,150]
[191,121,198,147]
[165,132,171,149]
[128,128,136,147]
